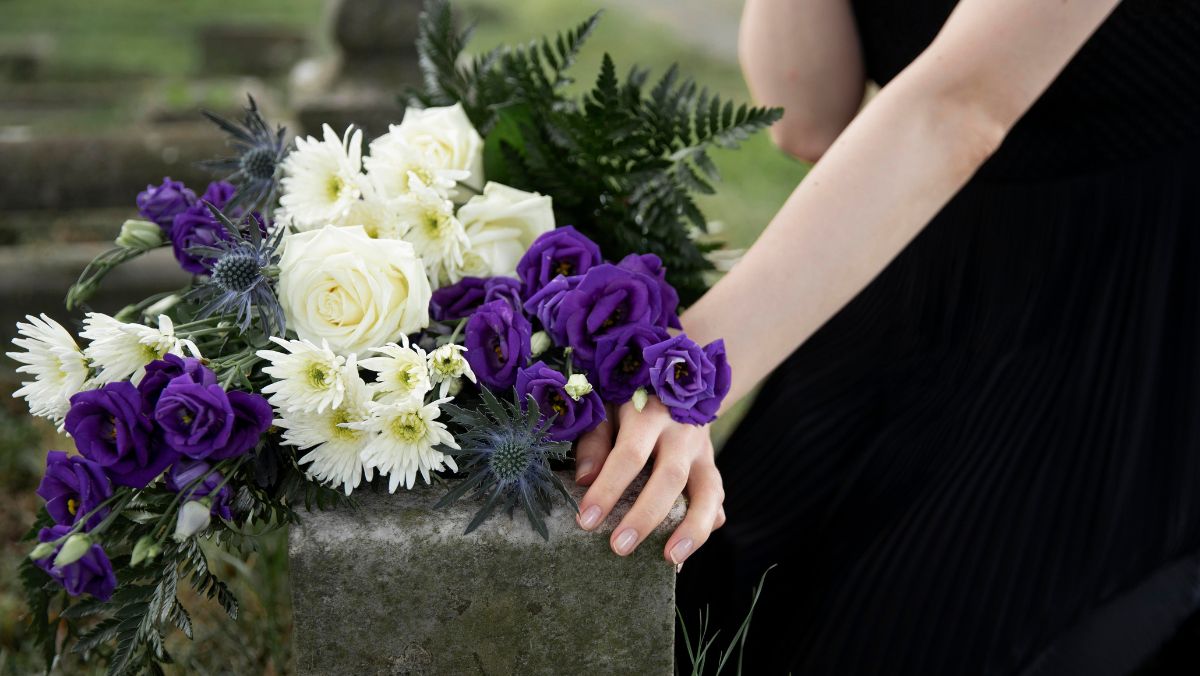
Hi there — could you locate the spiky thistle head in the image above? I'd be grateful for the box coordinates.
[435,387,575,540]
[201,95,288,214]
[183,203,285,337]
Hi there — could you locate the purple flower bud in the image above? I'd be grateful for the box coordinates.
[33,524,117,601]
[35,451,113,530]
[644,335,731,425]
[66,383,176,489]
[464,299,532,390]
[137,177,196,230]
[516,361,605,441]
[591,323,670,403]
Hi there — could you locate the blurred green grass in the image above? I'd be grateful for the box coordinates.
[0,1,805,672]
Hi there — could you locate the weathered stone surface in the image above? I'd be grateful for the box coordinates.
[198,24,309,76]
[289,472,684,675]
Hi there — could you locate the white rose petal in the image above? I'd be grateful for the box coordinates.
[456,182,555,279]
[277,225,432,357]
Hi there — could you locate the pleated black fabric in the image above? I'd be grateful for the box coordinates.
[676,2,1200,674]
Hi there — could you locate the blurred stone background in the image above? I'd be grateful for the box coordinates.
[0,0,805,672]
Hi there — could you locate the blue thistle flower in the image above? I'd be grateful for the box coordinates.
[183,203,286,338]
[201,95,288,214]
[435,388,577,540]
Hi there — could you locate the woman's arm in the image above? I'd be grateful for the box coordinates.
[575,0,1122,564]
[739,0,866,161]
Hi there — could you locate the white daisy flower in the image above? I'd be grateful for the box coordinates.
[364,133,468,200]
[278,367,375,495]
[280,124,367,229]
[7,314,91,426]
[358,337,432,404]
[81,314,199,385]
[351,398,459,492]
[257,337,353,414]
[427,343,476,398]
[394,183,470,287]
[331,187,408,240]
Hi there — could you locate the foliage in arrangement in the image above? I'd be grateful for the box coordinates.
[410,0,782,305]
[12,2,772,673]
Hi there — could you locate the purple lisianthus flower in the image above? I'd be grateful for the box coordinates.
[34,525,117,601]
[616,253,681,329]
[464,299,533,390]
[138,354,217,416]
[430,276,524,321]
[137,177,196,230]
[36,451,113,530]
[591,323,671,403]
[153,364,231,458]
[66,383,175,489]
[223,391,273,460]
[515,361,605,442]
[522,274,580,338]
[169,181,237,274]
[516,226,603,299]
[166,459,235,520]
[553,264,664,368]
[645,335,731,425]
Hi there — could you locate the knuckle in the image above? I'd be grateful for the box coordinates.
[657,460,690,485]
[612,440,652,464]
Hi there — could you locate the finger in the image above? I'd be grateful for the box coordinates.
[574,407,615,486]
[714,505,727,530]
[610,427,698,556]
[576,400,667,531]
[664,457,724,565]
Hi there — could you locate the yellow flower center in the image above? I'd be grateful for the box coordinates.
[67,498,78,515]
[390,412,427,443]
[329,409,360,441]
[306,363,330,390]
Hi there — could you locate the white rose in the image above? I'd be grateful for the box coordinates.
[278,225,431,357]
[456,182,555,278]
[391,103,484,189]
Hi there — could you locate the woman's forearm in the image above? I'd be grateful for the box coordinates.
[685,0,1120,409]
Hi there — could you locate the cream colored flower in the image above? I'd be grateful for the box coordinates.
[7,314,91,426]
[456,182,555,278]
[350,398,459,492]
[427,343,476,398]
[80,314,199,385]
[257,337,353,414]
[387,103,484,190]
[279,366,376,495]
[277,225,432,357]
[359,337,432,404]
[280,124,367,229]
[394,182,470,287]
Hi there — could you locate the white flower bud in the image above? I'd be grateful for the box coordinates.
[115,219,164,251]
[144,294,182,318]
[28,541,57,561]
[564,373,593,401]
[632,387,649,412]
[173,500,212,541]
[529,331,552,357]
[53,533,92,567]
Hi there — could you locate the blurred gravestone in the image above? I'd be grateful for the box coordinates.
[199,24,310,77]
[293,0,423,138]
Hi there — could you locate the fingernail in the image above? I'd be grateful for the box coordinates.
[669,538,694,565]
[578,505,602,530]
[614,528,639,555]
[575,461,594,481]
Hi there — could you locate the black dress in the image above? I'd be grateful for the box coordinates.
[676,2,1200,674]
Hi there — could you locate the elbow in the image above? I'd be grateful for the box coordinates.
[768,118,845,163]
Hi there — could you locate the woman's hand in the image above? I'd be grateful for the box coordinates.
[573,396,726,564]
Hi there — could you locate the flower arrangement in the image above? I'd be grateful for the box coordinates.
[13,2,776,673]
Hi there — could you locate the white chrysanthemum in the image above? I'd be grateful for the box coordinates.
[280,124,366,229]
[393,183,469,287]
[278,367,376,495]
[364,133,468,200]
[427,344,476,398]
[330,188,408,240]
[351,398,459,492]
[7,314,91,425]
[81,314,199,385]
[359,337,432,404]
[257,337,353,414]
